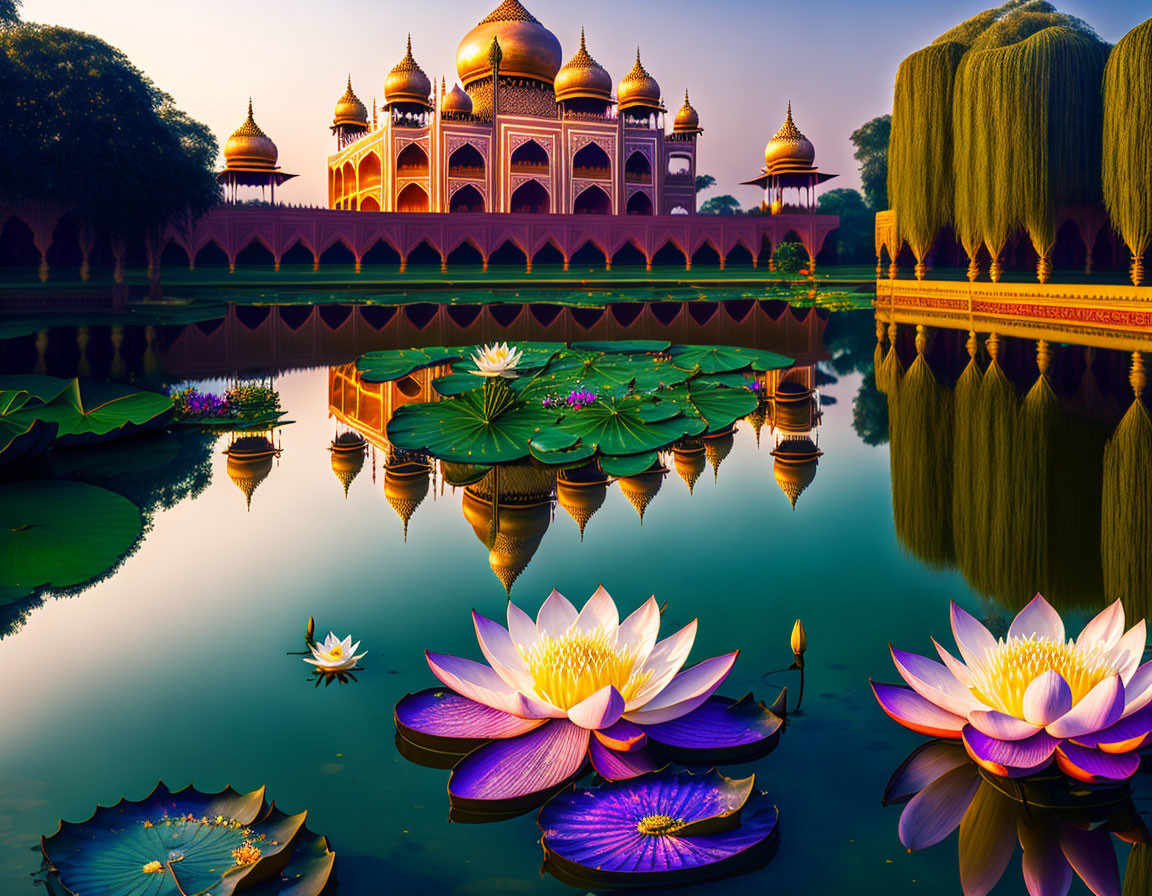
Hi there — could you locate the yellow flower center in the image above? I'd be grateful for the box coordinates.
[327,645,343,659]
[142,860,165,874]
[520,628,652,711]
[967,636,1116,718]
[637,814,685,835]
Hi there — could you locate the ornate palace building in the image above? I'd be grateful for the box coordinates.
[326,0,702,216]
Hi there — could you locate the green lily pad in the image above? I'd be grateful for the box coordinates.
[0,390,58,468]
[0,376,174,448]
[529,350,690,394]
[529,430,598,465]
[0,481,142,604]
[665,384,760,433]
[387,390,559,464]
[40,783,335,896]
[599,452,660,477]
[668,345,794,375]
[448,342,565,375]
[571,340,671,354]
[356,347,462,383]
[432,372,489,397]
[554,394,705,456]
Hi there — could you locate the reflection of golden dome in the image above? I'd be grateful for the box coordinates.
[773,390,816,435]
[765,102,816,170]
[442,83,474,114]
[704,431,734,481]
[673,90,701,133]
[771,436,822,510]
[554,29,612,103]
[224,99,278,170]
[469,461,556,504]
[617,49,662,112]
[385,35,433,107]
[746,401,768,446]
[225,436,278,510]
[334,76,369,129]
[556,477,607,539]
[673,445,706,494]
[385,468,430,541]
[457,0,563,88]
[463,491,550,594]
[616,466,666,522]
[330,434,366,498]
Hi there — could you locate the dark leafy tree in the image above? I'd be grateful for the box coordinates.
[817,188,875,264]
[0,1,18,25]
[853,373,889,446]
[698,194,740,215]
[695,173,716,194]
[0,24,219,241]
[850,114,891,210]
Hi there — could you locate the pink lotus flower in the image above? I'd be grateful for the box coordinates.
[395,586,781,804]
[873,595,1152,783]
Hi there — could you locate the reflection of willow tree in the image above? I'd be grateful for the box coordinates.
[1102,354,1152,621]
[887,325,1112,612]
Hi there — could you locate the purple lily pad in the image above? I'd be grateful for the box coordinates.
[394,688,546,752]
[539,768,778,886]
[589,737,661,781]
[643,694,783,760]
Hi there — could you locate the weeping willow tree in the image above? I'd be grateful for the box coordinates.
[1102,18,1152,286]
[889,326,954,566]
[876,321,904,395]
[954,20,1108,281]
[951,332,984,572]
[1101,353,1152,621]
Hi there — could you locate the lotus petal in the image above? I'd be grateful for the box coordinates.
[884,741,971,804]
[1069,707,1152,752]
[642,694,782,753]
[588,737,660,780]
[593,719,647,752]
[575,585,618,635]
[449,719,590,804]
[968,710,1042,741]
[615,596,660,667]
[537,769,778,882]
[395,688,547,748]
[1054,742,1141,784]
[1058,822,1122,896]
[951,602,999,670]
[568,685,625,730]
[506,600,540,653]
[958,783,1018,896]
[872,681,966,738]
[1077,600,1125,653]
[426,652,561,719]
[891,646,982,716]
[1009,594,1065,643]
[624,653,737,725]
[1112,620,1147,684]
[472,611,531,689]
[1046,675,1124,739]
[627,619,698,709]
[898,764,981,850]
[933,638,975,688]
[1022,671,1074,727]
[538,589,578,638]
[1120,662,1152,717]
[962,726,1059,777]
[1018,813,1073,896]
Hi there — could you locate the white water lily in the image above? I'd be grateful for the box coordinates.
[470,342,522,378]
[304,632,366,672]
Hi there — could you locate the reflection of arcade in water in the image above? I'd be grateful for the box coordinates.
[327,360,824,592]
[0,298,830,382]
[876,312,1152,623]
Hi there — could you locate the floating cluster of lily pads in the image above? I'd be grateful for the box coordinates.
[355,340,793,473]
[169,382,290,431]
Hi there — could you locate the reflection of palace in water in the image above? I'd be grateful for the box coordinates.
[876,310,1152,623]
[326,358,824,592]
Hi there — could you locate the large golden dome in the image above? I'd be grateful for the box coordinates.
[765,102,816,170]
[223,99,278,170]
[385,35,432,107]
[554,29,612,103]
[457,0,563,88]
[673,90,701,133]
[617,49,662,111]
[333,76,368,129]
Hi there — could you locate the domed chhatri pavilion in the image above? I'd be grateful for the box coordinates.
[327,0,703,216]
[742,102,836,213]
[217,99,297,203]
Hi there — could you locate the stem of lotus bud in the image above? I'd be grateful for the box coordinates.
[481,377,515,421]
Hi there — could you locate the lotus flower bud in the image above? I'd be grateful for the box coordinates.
[790,619,806,656]
[306,615,315,643]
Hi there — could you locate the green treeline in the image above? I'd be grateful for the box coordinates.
[888,2,1152,282]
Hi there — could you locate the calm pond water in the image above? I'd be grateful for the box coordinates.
[0,296,1147,895]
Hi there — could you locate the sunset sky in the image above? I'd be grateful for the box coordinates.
[20,0,1147,209]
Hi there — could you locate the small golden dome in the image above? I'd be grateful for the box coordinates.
[385,35,432,107]
[673,90,701,133]
[616,466,665,522]
[765,102,815,170]
[617,49,662,112]
[224,436,278,510]
[462,493,550,595]
[224,99,278,170]
[771,436,822,511]
[554,29,612,103]
[457,0,563,88]
[704,431,734,481]
[384,468,430,541]
[672,445,706,494]
[442,82,474,114]
[330,433,366,498]
[334,76,369,129]
[556,477,607,539]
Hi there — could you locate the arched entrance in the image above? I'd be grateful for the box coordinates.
[572,143,611,181]
[510,180,549,214]
[358,153,382,191]
[489,240,528,268]
[574,186,610,215]
[510,139,549,176]
[449,185,485,213]
[448,143,485,179]
[625,151,652,184]
[396,144,429,177]
[397,183,430,213]
[626,192,654,216]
